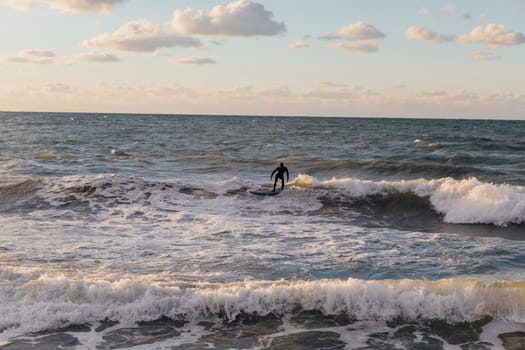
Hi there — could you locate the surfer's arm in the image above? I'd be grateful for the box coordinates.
[285,168,289,182]
[270,168,278,179]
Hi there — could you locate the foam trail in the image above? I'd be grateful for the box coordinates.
[291,174,525,226]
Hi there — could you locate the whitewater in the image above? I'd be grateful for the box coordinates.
[1,113,525,349]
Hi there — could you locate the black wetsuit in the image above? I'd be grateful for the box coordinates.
[271,165,289,192]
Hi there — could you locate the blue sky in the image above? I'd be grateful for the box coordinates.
[0,0,524,118]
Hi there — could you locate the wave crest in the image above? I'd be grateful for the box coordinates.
[2,273,525,335]
[291,174,525,226]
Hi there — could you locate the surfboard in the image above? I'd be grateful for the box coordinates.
[250,190,282,196]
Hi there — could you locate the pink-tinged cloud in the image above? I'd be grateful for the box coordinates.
[405,27,455,44]
[4,48,56,64]
[69,52,120,63]
[320,21,385,41]
[172,0,286,36]
[19,49,56,57]
[6,56,53,64]
[458,24,525,49]
[321,21,385,53]
[1,0,126,14]
[84,20,202,52]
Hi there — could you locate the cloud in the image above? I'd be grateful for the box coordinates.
[42,83,76,94]
[289,40,310,49]
[6,56,53,64]
[319,81,348,88]
[84,20,202,52]
[20,49,55,57]
[3,81,523,118]
[481,92,525,104]
[458,24,525,49]
[171,57,216,65]
[405,27,455,44]
[469,51,501,61]
[216,85,293,101]
[172,0,286,36]
[1,0,126,14]
[419,8,430,16]
[218,85,255,99]
[7,49,120,65]
[321,21,385,53]
[320,21,385,41]
[417,89,480,104]
[392,84,406,89]
[419,90,448,98]
[303,90,353,100]
[260,86,291,97]
[329,40,379,53]
[68,52,120,63]
[4,49,56,64]
[303,84,382,102]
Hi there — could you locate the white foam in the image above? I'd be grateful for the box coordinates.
[1,272,525,338]
[479,318,525,349]
[290,174,525,226]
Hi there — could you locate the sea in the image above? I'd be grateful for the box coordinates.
[0,112,525,350]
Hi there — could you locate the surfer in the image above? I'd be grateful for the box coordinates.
[270,162,289,192]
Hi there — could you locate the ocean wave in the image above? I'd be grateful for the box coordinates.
[291,174,525,226]
[0,179,43,197]
[1,271,524,336]
[0,179,45,212]
[362,159,485,179]
[295,156,502,180]
[2,174,525,227]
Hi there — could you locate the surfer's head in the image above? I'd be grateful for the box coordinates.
[280,162,284,167]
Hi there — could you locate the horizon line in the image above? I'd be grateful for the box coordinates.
[1,110,524,122]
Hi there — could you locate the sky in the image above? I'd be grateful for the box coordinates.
[0,0,524,119]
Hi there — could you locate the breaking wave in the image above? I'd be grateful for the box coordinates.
[1,174,524,227]
[1,270,524,336]
[291,174,525,226]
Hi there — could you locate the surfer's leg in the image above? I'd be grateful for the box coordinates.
[273,178,278,192]
[280,177,285,191]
